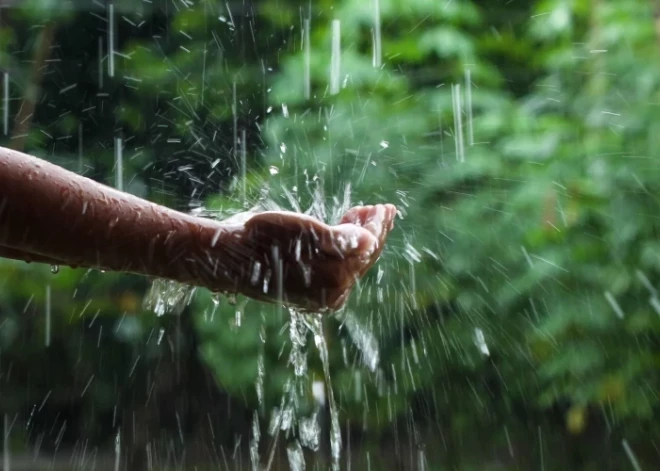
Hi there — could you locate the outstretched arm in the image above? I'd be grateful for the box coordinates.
[0,146,396,310]
[0,146,244,288]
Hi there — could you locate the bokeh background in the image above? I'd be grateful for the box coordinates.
[1,0,660,470]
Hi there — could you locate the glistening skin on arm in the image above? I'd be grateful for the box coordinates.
[0,147,397,310]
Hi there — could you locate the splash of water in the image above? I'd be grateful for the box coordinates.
[287,440,306,471]
[249,412,261,471]
[143,279,196,316]
[142,184,373,470]
[308,314,341,471]
[289,309,309,376]
[299,412,321,452]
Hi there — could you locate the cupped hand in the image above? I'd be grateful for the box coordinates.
[237,204,396,311]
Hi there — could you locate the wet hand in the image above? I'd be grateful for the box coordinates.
[236,204,397,311]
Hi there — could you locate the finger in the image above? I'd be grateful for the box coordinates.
[325,225,378,258]
[384,204,397,231]
[247,210,325,231]
[363,205,386,239]
[339,205,368,226]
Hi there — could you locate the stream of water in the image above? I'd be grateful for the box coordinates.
[142,185,383,470]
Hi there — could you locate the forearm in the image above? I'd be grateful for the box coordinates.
[0,146,244,292]
[0,245,67,266]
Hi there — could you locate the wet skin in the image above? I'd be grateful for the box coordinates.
[0,146,396,311]
[236,204,397,311]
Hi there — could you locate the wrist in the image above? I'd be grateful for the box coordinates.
[180,218,248,294]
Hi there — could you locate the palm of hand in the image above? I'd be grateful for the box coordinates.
[239,204,397,311]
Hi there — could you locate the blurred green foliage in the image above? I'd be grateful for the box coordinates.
[2,0,660,469]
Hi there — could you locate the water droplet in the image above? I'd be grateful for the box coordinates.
[251,261,262,286]
[279,142,287,153]
[250,412,261,470]
[143,279,196,317]
[50,264,59,274]
[269,165,279,175]
[288,310,308,377]
[299,414,320,451]
[474,327,490,356]
[255,352,265,406]
[227,293,237,305]
[311,380,325,406]
[343,311,380,372]
[286,440,306,471]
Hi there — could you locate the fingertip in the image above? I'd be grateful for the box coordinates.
[385,204,397,230]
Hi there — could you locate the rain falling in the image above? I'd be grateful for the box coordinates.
[0,1,658,470]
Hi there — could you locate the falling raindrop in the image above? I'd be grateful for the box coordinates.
[250,412,261,471]
[372,0,382,68]
[342,311,380,372]
[107,3,115,78]
[309,315,341,471]
[98,36,104,88]
[233,81,238,168]
[465,68,474,146]
[299,413,320,451]
[605,291,625,319]
[287,440,306,471]
[241,128,247,206]
[114,429,120,471]
[303,18,311,99]
[256,351,265,406]
[474,328,490,356]
[114,136,123,191]
[45,284,51,347]
[622,439,643,471]
[330,20,341,95]
[157,328,165,345]
[2,72,8,136]
[452,83,465,162]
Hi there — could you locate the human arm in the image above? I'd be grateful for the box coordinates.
[0,146,396,310]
